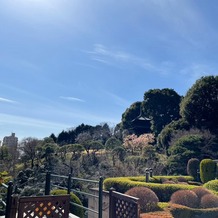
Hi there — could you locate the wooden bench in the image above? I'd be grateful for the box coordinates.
[10,195,70,218]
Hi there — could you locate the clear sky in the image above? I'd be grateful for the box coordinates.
[0,0,218,141]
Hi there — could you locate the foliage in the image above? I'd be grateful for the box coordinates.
[125,187,159,212]
[112,146,126,162]
[57,130,73,145]
[50,189,84,218]
[157,119,190,153]
[19,137,40,168]
[142,88,181,136]
[192,187,211,199]
[187,158,200,181]
[123,133,155,154]
[105,137,122,150]
[200,194,218,208]
[170,190,199,208]
[168,134,204,175]
[200,159,217,183]
[203,180,218,192]
[20,186,42,196]
[121,101,142,131]
[103,177,197,202]
[180,75,218,133]
[0,171,11,184]
[169,203,218,218]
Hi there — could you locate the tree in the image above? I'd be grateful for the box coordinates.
[67,143,85,160]
[76,132,92,155]
[49,133,57,143]
[121,101,142,131]
[112,146,126,163]
[142,89,181,136]
[123,134,154,154]
[157,119,190,153]
[168,134,204,174]
[180,76,218,133]
[57,131,70,145]
[105,137,122,150]
[19,137,40,168]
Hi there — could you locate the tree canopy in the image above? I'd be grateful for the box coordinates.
[180,75,218,133]
[142,88,181,136]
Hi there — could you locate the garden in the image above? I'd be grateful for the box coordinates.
[104,158,218,218]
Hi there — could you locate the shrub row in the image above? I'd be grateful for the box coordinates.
[122,175,194,183]
[103,177,197,202]
[169,203,218,218]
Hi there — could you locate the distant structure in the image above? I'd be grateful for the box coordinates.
[131,113,151,135]
[3,133,18,148]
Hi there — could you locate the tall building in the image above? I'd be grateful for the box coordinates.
[3,133,18,148]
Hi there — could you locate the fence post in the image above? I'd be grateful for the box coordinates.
[10,195,18,218]
[98,177,103,218]
[5,181,13,218]
[45,172,51,195]
[149,168,153,177]
[67,173,71,194]
[109,187,115,218]
[145,168,150,182]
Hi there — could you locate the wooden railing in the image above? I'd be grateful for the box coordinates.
[109,188,140,218]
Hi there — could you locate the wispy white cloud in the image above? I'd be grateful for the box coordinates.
[87,44,166,73]
[0,97,17,104]
[60,96,85,102]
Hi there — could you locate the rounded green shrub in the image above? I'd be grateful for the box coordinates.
[203,179,218,192]
[50,189,84,218]
[125,187,159,213]
[192,187,211,199]
[200,194,218,208]
[104,177,197,202]
[200,159,217,183]
[187,158,200,181]
[170,190,199,208]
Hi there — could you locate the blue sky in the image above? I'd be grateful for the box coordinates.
[0,0,218,141]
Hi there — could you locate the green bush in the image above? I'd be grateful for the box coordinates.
[129,175,194,183]
[200,194,218,208]
[200,159,217,183]
[50,189,84,218]
[187,158,200,181]
[169,203,218,218]
[204,180,218,192]
[104,177,197,202]
[125,187,159,212]
[170,190,199,208]
[192,187,211,199]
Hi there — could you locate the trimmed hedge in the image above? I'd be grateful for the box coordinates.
[103,177,197,202]
[200,159,217,183]
[122,175,194,183]
[187,158,200,181]
[169,203,218,218]
[50,189,84,218]
[203,180,218,192]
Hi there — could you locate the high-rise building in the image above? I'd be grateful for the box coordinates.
[3,133,18,148]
